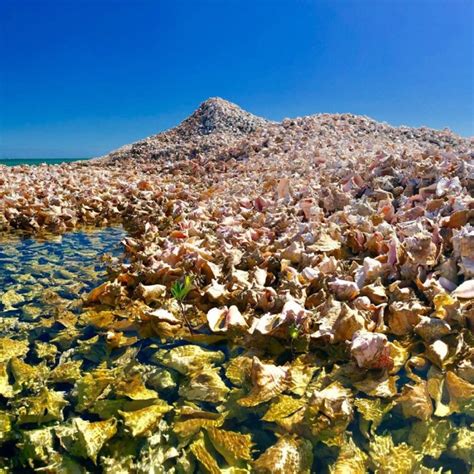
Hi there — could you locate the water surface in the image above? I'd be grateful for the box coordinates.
[0,158,90,166]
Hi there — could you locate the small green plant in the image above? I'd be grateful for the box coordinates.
[288,323,300,340]
[288,322,300,357]
[171,275,194,333]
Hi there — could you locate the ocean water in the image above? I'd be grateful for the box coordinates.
[0,157,90,166]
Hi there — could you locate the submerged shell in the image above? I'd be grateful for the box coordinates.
[15,388,68,425]
[253,435,313,474]
[206,427,253,465]
[119,401,171,437]
[408,419,452,459]
[152,344,225,375]
[329,437,368,474]
[18,427,56,465]
[0,289,25,311]
[368,435,422,474]
[190,434,221,474]
[449,426,474,464]
[225,355,253,387]
[0,338,29,363]
[305,382,354,440]
[179,367,229,403]
[262,395,305,422]
[56,417,117,463]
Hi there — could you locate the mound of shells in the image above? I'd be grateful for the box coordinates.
[0,98,473,472]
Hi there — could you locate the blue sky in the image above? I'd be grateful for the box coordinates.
[0,0,472,158]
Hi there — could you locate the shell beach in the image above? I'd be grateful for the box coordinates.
[0,98,473,473]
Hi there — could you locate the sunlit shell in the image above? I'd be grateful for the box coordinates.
[205,279,228,302]
[238,357,290,407]
[350,331,392,369]
[250,299,308,337]
[397,381,433,421]
[311,233,341,252]
[354,257,383,288]
[387,300,430,335]
[328,278,360,301]
[432,292,458,319]
[86,280,125,306]
[452,226,474,277]
[359,281,387,304]
[207,305,248,333]
[136,283,167,304]
[414,316,451,342]
[403,231,438,266]
[452,279,474,299]
[354,373,399,398]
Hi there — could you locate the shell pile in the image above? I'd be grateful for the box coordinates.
[0,98,473,472]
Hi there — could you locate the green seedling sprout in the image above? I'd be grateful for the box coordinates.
[288,322,300,357]
[171,275,194,333]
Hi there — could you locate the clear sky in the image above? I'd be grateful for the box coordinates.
[0,0,472,158]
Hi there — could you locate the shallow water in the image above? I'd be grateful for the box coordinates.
[0,228,125,322]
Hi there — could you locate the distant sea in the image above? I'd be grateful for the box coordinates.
[0,157,90,166]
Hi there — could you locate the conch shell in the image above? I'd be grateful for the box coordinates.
[350,331,393,370]
[238,357,290,407]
